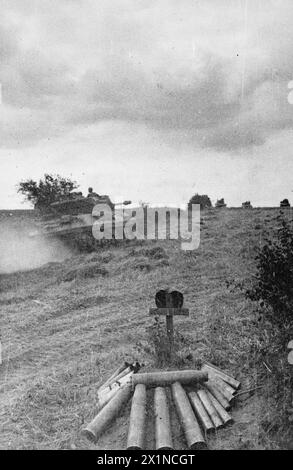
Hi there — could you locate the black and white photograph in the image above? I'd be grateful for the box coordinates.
[0,0,292,454]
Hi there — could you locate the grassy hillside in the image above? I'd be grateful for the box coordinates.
[0,208,290,449]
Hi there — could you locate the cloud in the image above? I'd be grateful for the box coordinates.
[1,0,293,151]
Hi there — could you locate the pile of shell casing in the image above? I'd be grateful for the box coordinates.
[83,362,241,450]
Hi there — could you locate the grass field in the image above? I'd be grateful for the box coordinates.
[0,208,290,449]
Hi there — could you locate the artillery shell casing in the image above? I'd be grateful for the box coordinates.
[207,377,234,403]
[154,387,173,450]
[98,371,133,400]
[197,389,223,429]
[206,391,233,426]
[96,371,133,412]
[204,381,231,410]
[188,391,215,433]
[172,382,207,450]
[105,366,132,390]
[133,370,208,388]
[83,384,132,442]
[211,375,236,396]
[127,384,146,450]
[201,366,237,396]
[202,363,240,390]
[99,364,128,391]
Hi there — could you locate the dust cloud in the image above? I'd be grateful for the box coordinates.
[0,226,71,274]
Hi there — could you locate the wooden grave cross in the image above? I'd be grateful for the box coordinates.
[149,289,189,355]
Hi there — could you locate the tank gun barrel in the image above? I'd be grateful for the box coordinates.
[114,200,132,206]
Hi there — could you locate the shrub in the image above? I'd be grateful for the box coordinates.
[18,174,78,212]
[188,193,212,210]
[242,214,293,448]
[246,217,293,335]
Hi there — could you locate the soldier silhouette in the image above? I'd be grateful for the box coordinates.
[87,187,99,198]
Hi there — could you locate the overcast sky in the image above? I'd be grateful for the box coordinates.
[1,0,293,208]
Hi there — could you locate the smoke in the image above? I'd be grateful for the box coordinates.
[0,226,71,274]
